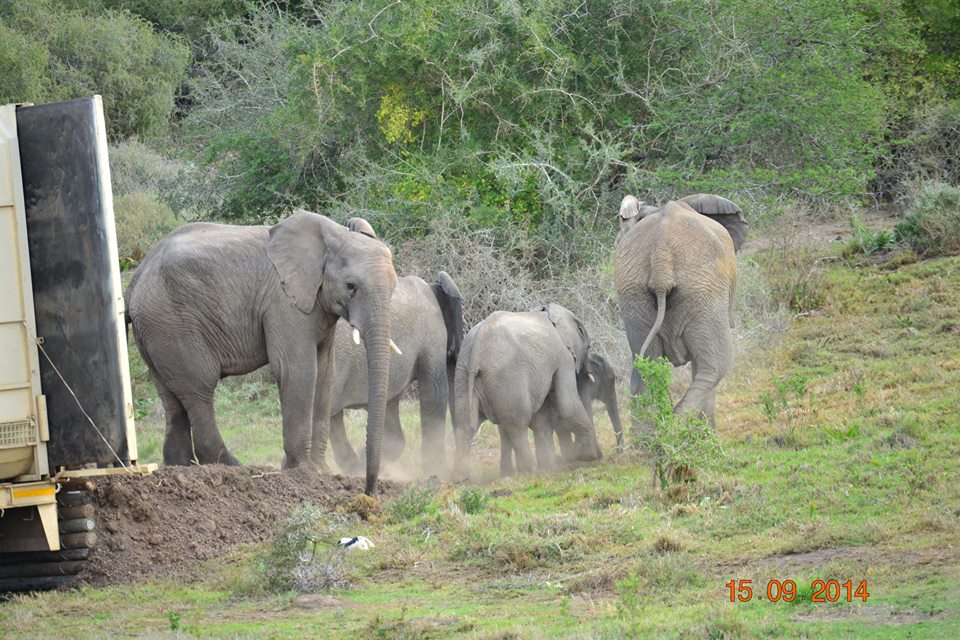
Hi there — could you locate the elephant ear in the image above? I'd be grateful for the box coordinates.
[537,304,587,371]
[430,271,465,361]
[677,193,749,252]
[266,209,342,313]
[346,217,378,238]
[618,195,643,223]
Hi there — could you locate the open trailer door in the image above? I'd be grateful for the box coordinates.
[0,96,153,591]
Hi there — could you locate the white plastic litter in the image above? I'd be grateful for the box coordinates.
[338,536,375,551]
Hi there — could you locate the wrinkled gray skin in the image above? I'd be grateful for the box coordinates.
[328,272,463,478]
[614,195,747,427]
[576,353,624,447]
[616,194,747,250]
[531,352,624,473]
[453,304,602,478]
[126,210,398,495]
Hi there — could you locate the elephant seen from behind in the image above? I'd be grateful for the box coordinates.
[453,304,602,478]
[125,210,399,495]
[614,194,747,427]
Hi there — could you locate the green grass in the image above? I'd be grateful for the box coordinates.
[4,253,958,638]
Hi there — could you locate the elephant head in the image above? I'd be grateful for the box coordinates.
[537,303,590,372]
[616,195,659,245]
[266,210,397,494]
[616,193,748,252]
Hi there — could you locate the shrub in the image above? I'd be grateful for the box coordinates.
[113,192,179,269]
[456,487,489,515]
[388,485,437,522]
[1,1,190,140]
[846,214,896,256]
[760,243,828,314]
[895,182,960,257]
[629,356,724,491]
[260,505,352,594]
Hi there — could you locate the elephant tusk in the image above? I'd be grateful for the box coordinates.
[389,339,403,356]
[352,327,361,345]
[587,373,595,383]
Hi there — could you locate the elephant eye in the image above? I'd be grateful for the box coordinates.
[346,282,357,296]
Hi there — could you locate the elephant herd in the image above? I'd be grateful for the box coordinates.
[125,195,747,493]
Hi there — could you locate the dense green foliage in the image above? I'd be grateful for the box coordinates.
[1,0,189,139]
[3,0,960,255]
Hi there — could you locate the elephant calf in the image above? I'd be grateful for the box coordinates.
[327,272,463,478]
[453,304,602,478]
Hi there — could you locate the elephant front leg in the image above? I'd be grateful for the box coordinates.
[271,349,318,470]
[554,369,602,462]
[309,340,335,473]
[384,397,406,462]
[329,411,362,474]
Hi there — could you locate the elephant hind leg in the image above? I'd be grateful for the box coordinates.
[530,409,558,471]
[152,373,193,466]
[497,424,514,477]
[676,360,726,426]
[500,422,535,475]
[181,392,240,465]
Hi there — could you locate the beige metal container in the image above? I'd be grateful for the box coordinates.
[0,104,48,483]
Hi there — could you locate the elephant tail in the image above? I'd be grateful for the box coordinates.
[452,337,480,464]
[639,287,668,358]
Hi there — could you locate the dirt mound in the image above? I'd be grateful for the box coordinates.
[81,465,398,586]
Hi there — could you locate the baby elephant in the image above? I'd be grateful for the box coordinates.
[453,304,602,478]
[568,352,624,448]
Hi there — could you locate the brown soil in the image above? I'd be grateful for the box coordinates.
[81,465,399,586]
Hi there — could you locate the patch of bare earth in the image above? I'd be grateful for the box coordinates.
[741,206,901,256]
[791,603,946,625]
[81,465,399,586]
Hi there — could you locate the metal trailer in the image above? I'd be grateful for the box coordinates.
[0,96,154,591]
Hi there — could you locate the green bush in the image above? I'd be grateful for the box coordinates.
[113,192,179,268]
[388,485,437,522]
[0,1,189,140]
[260,505,352,594]
[895,182,960,257]
[847,214,896,256]
[629,356,724,491]
[456,487,489,515]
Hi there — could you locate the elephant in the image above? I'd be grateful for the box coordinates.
[453,304,602,478]
[614,194,747,427]
[125,209,399,495]
[327,272,463,477]
[576,353,624,447]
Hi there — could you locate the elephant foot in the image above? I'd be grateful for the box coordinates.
[281,454,324,473]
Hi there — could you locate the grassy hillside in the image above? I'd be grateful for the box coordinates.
[2,244,958,637]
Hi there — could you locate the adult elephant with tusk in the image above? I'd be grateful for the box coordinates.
[327,271,464,478]
[614,194,747,428]
[125,209,398,495]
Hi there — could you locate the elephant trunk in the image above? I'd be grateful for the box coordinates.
[363,318,391,495]
[606,389,624,447]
